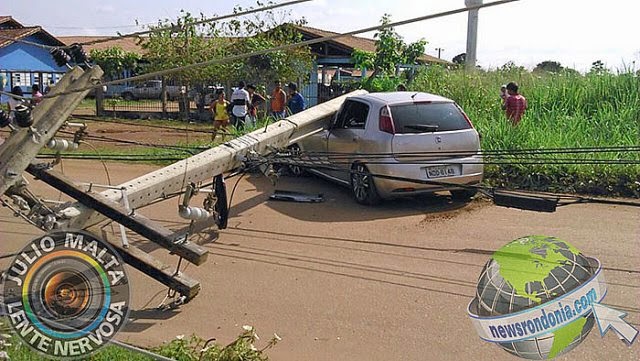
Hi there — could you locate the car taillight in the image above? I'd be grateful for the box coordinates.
[379,106,395,134]
[457,105,475,128]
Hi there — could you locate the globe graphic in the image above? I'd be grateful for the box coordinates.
[474,236,598,359]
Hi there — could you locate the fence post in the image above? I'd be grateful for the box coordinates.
[95,83,104,116]
[161,76,168,118]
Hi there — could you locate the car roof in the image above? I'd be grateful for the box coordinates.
[351,91,454,105]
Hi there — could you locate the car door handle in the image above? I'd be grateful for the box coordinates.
[352,136,359,142]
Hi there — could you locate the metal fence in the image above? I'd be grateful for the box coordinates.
[93,81,354,120]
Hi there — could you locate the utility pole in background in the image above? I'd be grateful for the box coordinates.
[435,47,445,59]
[465,0,483,70]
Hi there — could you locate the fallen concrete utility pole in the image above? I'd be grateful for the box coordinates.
[0,64,366,302]
[59,89,367,230]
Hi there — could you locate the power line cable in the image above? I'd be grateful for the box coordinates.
[42,0,522,99]
[77,0,313,47]
[297,145,640,157]
[0,33,59,50]
[0,0,311,51]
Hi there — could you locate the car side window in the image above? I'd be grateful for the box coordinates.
[335,100,369,129]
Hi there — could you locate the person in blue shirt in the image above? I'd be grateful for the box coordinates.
[286,83,305,114]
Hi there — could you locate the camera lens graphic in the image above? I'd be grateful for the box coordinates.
[2,231,130,358]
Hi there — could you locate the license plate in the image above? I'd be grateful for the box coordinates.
[426,165,459,178]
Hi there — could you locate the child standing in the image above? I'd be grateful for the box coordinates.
[211,89,230,142]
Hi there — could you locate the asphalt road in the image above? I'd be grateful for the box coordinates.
[1,160,638,360]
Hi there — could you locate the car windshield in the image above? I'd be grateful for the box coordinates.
[390,102,470,133]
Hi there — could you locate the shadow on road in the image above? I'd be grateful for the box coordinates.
[236,173,476,223]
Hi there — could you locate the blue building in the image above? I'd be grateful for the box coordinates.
[0,16,68,100]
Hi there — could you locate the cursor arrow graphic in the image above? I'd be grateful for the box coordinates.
[592,303,639,345]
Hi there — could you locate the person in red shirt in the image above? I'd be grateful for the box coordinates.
[502,82,527,125]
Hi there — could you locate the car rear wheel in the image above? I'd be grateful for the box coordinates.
[122,92,134,101]
[450,188,478,201]
[350,164,381,205]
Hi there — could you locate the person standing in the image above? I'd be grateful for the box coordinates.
[270,80,287,119]
[44,80,54,95]
[502,82,527,125]
[7,86,24,117]
[246,84,265,128]
[286,82,305,115]
[230,81,250,130]
[31,84,43,105]
[211,89,230,142]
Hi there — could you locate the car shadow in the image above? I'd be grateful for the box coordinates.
[235,173,478,223]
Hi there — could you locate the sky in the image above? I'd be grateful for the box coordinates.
[2,0,639,72]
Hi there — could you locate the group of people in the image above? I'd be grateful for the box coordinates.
[500,82,527,125]
[210,80,306,141]
[4,84,43,117]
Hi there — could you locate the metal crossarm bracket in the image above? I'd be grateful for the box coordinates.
[26,163,209,265]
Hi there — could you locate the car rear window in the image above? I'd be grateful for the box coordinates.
[389,102,470,133]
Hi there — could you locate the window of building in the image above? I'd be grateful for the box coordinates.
[11,72,32,86]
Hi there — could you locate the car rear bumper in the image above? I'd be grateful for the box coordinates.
[367,156,484,198]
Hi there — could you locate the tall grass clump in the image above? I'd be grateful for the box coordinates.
[412,66,640,196]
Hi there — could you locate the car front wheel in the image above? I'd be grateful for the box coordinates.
[122,92,134,101]
[350,163,381,205]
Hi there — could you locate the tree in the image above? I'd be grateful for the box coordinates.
[141,2,312,89]
[90,47,141,80]
[353,14,427,81]
[499,61,526,73]
[534,60,564,73]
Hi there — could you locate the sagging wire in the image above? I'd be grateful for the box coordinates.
[79,140,113,186]
[0,0,312,53]
[55,129,205,154]
[77,0,313,47]
[273,160,640,209]
[297,145,640,158]
[70,115,236,137]
[0,33,60,50]
[40,0,522,100]
[0,90,32,101]
[280,158,640,166]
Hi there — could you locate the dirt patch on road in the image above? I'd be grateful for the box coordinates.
[418,197,492,225]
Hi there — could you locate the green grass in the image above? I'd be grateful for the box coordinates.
[410,67,640,196]
[76,98,97,109]
[1,320,277,361]
[62,72,640,197]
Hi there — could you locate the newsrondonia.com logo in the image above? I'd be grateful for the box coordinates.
[2,230,130,358]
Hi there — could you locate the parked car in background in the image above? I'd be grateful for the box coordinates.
[189,85,225,106]
[120,80,184,101]
[292,92,483,205]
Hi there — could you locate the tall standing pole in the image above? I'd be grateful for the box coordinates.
[465,0,483,70]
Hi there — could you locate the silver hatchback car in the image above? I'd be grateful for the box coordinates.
[291,92,483,205]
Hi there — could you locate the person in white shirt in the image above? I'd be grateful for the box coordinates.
[230,81,250,130]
